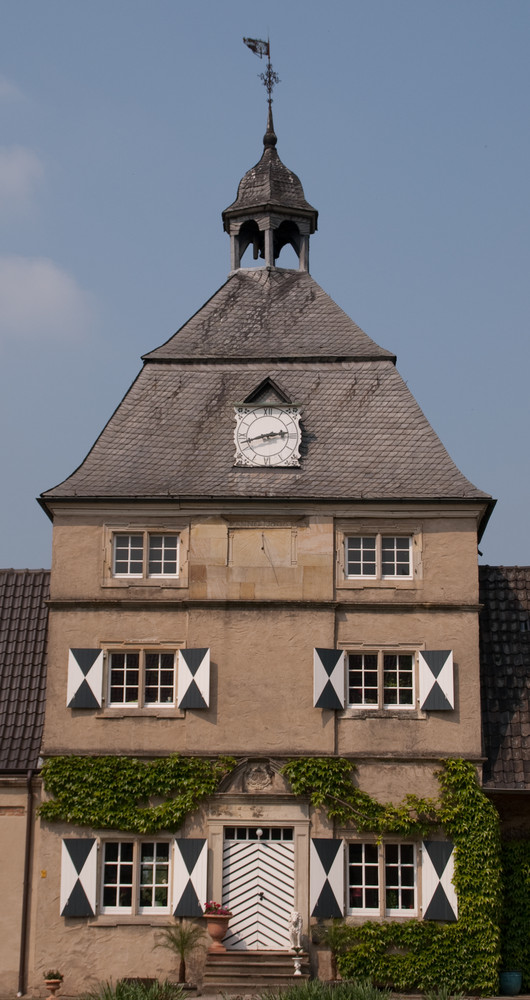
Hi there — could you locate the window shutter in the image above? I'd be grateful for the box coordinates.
[60,838,97,917]
[313,649,345,710]
[310,838,344,918]
[422,841,458,921]
[173,838,207,917]
[67,649,104,709]
[419,650,454,711]
[177,648,210,709]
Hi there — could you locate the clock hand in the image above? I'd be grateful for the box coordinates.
[246,430,287,443]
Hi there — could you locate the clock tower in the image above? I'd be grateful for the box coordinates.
[35,99,493,992]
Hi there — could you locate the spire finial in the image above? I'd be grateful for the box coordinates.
[243,37,280,121]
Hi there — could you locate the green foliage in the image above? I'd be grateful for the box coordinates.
[284,757,502,995]
[81,981,185,1000]
[258,981,389,1000]
[39,755,236,833]
[282,757,438,837]
[155,921,207,983]
[501,840,530,988]
[424,986,463,1000]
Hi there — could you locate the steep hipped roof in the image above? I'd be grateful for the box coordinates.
[144,269,394,361]
[0,569,49,772]
[42,347,487,503]
[480,566,530,790]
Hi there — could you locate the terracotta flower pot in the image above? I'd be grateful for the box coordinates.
[204,913,230,951]
[44,980,62,997]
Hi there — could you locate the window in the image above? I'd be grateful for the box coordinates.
[346,535,412,579]
[108,650,176,707]
[112,533,179,578]
[348,650,415,709]
[101,841,170,914]
[348,842,416,916]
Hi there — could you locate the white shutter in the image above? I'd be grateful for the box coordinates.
[422,841,458,921]
[60,838,97,916]
[177,649,210,709]
[419,650,454,711]
[313,649,345,710]
[172,838,208,916]
[66,649,103,708]
[310,838,345,917]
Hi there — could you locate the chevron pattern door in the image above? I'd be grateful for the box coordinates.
[222,828,295,950]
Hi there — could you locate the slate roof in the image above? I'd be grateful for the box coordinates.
[222,109,317,225]
[480,566,530,789]
[144,269,394,361]
[42,268,489,506]
[0,570,49,772]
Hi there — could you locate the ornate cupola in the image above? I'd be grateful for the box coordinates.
[222,103,318,272]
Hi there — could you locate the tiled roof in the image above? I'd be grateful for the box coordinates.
[42,361,487,502]
[480,566,530,789]
[143,270,394,361]
[0,570,49,772]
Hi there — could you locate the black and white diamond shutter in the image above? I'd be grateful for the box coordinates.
[60,839,97,916]
[422,841,458,921]
[67,649,104,708]
[177,648,210,709]
[310,839,345,917]
[419,650,454,710]
[173,839,207,916]
[313,649,345,710]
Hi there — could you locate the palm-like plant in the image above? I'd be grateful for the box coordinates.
[155,921,207,984]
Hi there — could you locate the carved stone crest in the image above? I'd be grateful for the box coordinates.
[244,763,274,791]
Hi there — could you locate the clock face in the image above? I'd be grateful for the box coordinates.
[234,406,301,467]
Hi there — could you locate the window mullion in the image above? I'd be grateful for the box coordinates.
[376,533,382,579]
[132,842,140,916]
[377,650,384,709]
[139,651,145,708]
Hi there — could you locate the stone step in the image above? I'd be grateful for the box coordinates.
[202,950,310,993]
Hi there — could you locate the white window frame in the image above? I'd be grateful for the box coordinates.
[347,649,416,711]
[112,531,180,579]
[347,841,417,918]
[100,839,171,916]
[345,534,412,580]
[107,649,176,708]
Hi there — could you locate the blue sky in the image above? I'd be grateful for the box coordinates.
[1,0,528,568]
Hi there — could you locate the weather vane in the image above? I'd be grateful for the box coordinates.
[243,37,280,105]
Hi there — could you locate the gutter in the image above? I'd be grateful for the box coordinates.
[18,769,34,997]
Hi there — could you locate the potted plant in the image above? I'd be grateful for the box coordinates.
[43,971,63,997]
[202,901,232,952]
[156,919,207,985]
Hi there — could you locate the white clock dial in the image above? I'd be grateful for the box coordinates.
[234,406,301,467]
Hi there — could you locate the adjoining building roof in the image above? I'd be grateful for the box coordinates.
[0,570,49,772]
[480,565,530,790]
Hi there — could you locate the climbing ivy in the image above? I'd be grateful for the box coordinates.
[501,840,530,989]
[39,754,236,833]
[282,757,439,837]
[283,757,502,995]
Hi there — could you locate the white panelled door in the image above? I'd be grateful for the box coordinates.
[222,828,295,950]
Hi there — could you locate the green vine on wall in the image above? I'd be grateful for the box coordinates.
[282,757,502,995]
[282,757,439,837]
[501,840,530,989]
[39,754,236,834]
[40,753,505,993]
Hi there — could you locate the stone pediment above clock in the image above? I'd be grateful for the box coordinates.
[243,376,293,406]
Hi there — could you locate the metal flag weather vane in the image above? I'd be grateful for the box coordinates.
[243,37,280,104]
